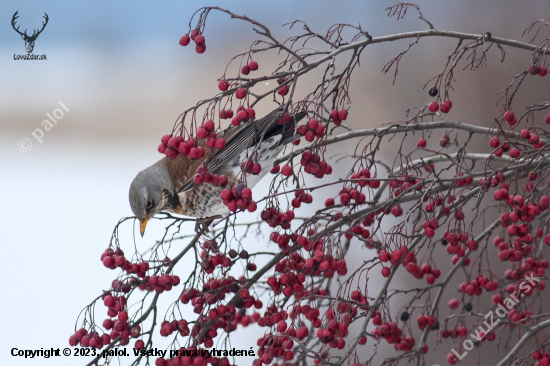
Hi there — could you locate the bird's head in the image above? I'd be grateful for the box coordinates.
[129,163,174,236]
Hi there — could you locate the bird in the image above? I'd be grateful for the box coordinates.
[129,108,306,236]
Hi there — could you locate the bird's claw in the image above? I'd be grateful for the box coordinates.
[195,215,221,233]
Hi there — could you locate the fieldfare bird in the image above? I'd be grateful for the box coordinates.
[129,108,306,235]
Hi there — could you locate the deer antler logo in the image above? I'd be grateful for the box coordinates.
[12,11,49,54]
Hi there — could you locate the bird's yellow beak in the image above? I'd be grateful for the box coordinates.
[139,218,148,237]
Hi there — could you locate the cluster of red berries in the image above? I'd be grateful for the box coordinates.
[260,207,294,229]
[531,351,550,366]
[459,275,498,298]
[101,248,148,277]
[290,189,313,208]
[300,150,333,178]
[234,310,261,328]
[304,248,348,278]
[160,319,191,338]
[69,291,143,348]
[416,314,436,330]
[519,127,544,149]
[339,186,367,206]
[255,304,295,332]
[344,224,370,239]
[179,29,206,54]
[428,100,452,113]
[492,188,549,262]
[241,60,259,75]
[69,328,113,349]
[316,303,359,349]
[440,325,471,339]
[269,232,294,251]
[102,295,140,346]
[297,118,325,142]
[139,274,181,293]
[241,158,262,175]
[232,105,256,126]
[350,168,376,187]
[288,304,323,329]
[378,246,415,277]
[494,126,544,154]
[389,174,423,197]
[503,110,518,126]
[329,109,348,125]
[158,135,206,160]
[267,262,306,297]
[196,120,225,148]
[372,313,424,353]
[180,277,239,314]
[504,257,547,284]
[528,63,548,76]
[198,247,239,274]
[220,184,257,213]
[255,332,296,365]
[218,109,233,119]
[276,112,293,125]
[193,166,229,186]
[397,249,430,280]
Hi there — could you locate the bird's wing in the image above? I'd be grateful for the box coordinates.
[169,108,305,194]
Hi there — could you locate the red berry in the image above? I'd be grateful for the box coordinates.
[203,120,215,132]
[218,80,229,91]
[545,113,550,124]
[271,165,280,174]
[235,88,247,99]
[214,138,226,149]
[190,29,200,40]
[195,44,206,54]
[248,60,258,70]
[118,311,128,322]
[509,148,520,158]
[529,64,540,75]
[428,102,439,112]
[448,298,459,309]
[337,109,348,120]
[489,137,500,148]
[416,138,427,148]
[278,85,290,96]
[196,128,207,139]
[281,165,293,177]
[241,64,250,75]
[504,110,515,122]
[439,102,450,113]
[251,163,261,175]
[194,35,205,45]
[241,187,252,200]
[324,198,335,207]
[179,35,190,46]
[245,108,255,119]
[539,65,548,76]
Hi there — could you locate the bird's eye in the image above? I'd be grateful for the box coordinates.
[146,200,153,210]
